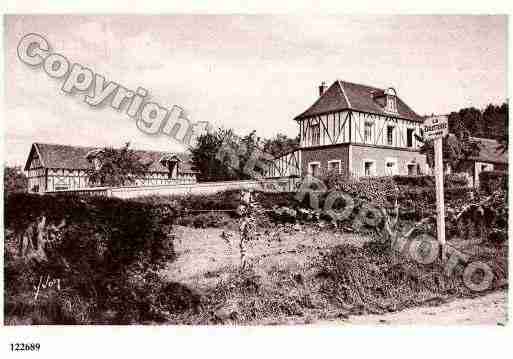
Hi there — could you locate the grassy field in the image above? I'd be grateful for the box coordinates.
[162,223,507,325]
[163,224,370,292]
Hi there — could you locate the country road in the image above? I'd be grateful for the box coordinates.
[339,290,507,325]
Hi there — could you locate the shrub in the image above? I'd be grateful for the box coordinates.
[392,175,434,187]
[398,186,474,203]
[392,173,469,188]
[177,212,231,228]
[4,193,179,324]
[270,206,298,223]
[322,175,398,208]
[445,173,470,188]
[479,170,507,194]
[4,165,28,195]
[257,191,298,209]
[135,190,241,213]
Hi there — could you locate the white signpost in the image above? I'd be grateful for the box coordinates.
[422,115,449,260]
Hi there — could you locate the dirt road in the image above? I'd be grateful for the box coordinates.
[338,290,507,325]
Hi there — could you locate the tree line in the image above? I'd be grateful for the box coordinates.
[447,102,508,145]
[419,102,508,171]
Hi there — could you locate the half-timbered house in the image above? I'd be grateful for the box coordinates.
[24,143,198,193]
[266,80,428,178]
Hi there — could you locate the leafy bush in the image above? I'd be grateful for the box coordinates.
[4,193,181,324]
[270,207,299,223]
[177,212,232,228]
[182,236,507,324]
[4,165,28,195]
[398,186,474,203]
[392,173,469,188]
[445,173,470,188]
[392,175,434,187]
[257,191,298,209]
[322,175,398,208]
[136,190,241,214]
[479,170,507,194]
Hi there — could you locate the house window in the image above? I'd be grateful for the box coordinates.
[363,160,375,177]
[328,160,341,174]
[308,162,321,177]
[407,164,417,176]
[310,121,320,146]
[385,158,398,176]
[406,128,414,148]
[387,126,394,146]
[480,164,493,172]
[364,122,373,143]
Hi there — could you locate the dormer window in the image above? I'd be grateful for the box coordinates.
[384,87,398,113]
[93,158,102,170]
[160,155,180,179]
[85,149,105,170]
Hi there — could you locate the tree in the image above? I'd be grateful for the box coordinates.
[447,102,508,141]
[4,165,28,195]
[418,129,480,172]
[86,143,150,187]
[420,101,509,171]
[190,128,275,182]
[496,102,509,153]
[189,128,242,182]
[459,107,482,137]
[263,133,300,157]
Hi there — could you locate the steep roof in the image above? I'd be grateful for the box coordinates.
[24,143,198,174]
[469,137,508,165]
[294,80,423,122]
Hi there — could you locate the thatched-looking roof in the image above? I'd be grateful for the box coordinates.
[24,143,199,174]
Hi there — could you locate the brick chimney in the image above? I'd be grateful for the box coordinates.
[318,81,327,97]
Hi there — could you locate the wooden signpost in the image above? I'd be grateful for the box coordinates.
[423,115,449,260]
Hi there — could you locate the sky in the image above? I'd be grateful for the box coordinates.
[3,15,507,166]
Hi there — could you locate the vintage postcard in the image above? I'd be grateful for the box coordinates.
[1,10,510,358]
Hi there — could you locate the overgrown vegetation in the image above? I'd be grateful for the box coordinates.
[4,165,28,195]
[5,171,508,325]
[448,102,508,144]
[165,181,508,324]
[166,235,507,324]
[4,193,193,325]
[190,128,298,182]
[479,170,507,195]
[86,142,150,187]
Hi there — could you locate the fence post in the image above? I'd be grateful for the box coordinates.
[238,189,254,270]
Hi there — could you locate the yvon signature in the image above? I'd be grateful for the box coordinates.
[33,274,61,301]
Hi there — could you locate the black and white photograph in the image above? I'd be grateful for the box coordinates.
[0,5,511,358]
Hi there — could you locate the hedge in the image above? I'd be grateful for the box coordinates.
[392,173,469,188]
[4,193,178,324]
